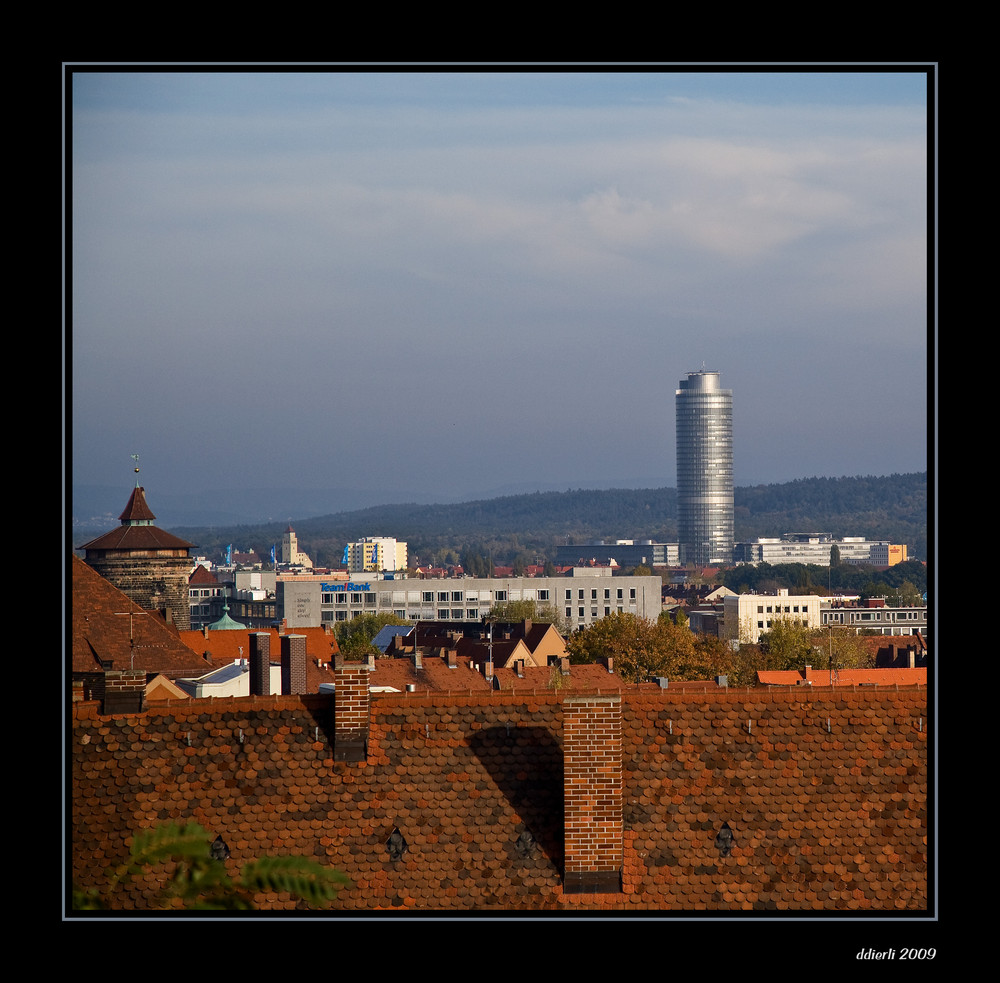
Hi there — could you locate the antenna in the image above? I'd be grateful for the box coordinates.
[131,453,140,485]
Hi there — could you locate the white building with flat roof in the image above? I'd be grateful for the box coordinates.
[278,567,662,631]
[344,537,408,574]
[722,590,822,645]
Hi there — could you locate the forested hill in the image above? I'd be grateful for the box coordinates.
[171,472,927,568]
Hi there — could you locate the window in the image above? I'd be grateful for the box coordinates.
[451,591,463,602]
[566,590,572,600]
[630,589,636,600]
[438,609,450,619]
[579,607,585,618]
[351,593,362,604]
[537,590,549,601]
[605,589,611,599]
[591,589,597,599]
[364,593,376,605]
[422,591,434,603]
[566,607,572,618]
[495,590,507,602]
[437,592,449,602]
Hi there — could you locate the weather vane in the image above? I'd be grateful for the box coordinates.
[131,453,140,474]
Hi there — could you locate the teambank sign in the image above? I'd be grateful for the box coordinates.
[321,582,372,592]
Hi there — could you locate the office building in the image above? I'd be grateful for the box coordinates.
[277,567,661,631]
[675,369,733,566]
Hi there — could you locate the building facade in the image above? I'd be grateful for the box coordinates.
[281,526,313,568]
[277,568,662,631]
[344,536,408,574]
[553,541,681,569]
[676,370,733,566]
[733,535,907,567]
[722,590,822,645]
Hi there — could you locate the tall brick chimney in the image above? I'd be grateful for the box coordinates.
[249,632,271,696]
[280,633,307,695]
[333,655,369,762]
[563,695,623,893]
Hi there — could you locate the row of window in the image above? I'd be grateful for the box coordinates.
[822,610,927,624]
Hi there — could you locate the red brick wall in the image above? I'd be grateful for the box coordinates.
[563,695,622,893]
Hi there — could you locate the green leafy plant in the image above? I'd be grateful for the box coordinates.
[73,822,348,910]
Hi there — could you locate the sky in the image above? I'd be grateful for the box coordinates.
[69,66,931,513]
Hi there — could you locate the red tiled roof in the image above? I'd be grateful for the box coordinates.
[119,485,157,522]
[71,685,928,912]
[71,554,209,677]
[188,565,218,585]
[175,626,340,692]
[77,523,195,552]
[758,667,927,687]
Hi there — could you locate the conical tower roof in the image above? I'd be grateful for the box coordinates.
[78,486,194,552]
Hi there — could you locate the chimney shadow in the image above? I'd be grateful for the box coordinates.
[468,725,564,875]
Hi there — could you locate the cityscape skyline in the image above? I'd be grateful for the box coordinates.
[69,67,931,508]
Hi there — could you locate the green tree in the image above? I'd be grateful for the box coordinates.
[73,822,348,911]
[334,612,411,657]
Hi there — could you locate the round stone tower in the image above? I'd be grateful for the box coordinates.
[78,485,195,630]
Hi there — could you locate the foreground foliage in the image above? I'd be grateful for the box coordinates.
[72,822,349,911]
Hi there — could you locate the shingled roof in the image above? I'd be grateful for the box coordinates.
[71,680,928,912]
[77,486,194,552]
[71,554,208,678]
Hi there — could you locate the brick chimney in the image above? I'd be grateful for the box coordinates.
[280,633,307,695]
[102,667,146,714]
[249,632,271,695]
[333,655,369,762]
[563,695,623,893]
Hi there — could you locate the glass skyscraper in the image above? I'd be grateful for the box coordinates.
[675,370,733,566]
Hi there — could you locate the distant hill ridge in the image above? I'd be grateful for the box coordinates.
[164,472,927,565]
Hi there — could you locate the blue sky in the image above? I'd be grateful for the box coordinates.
[69,67,931,511]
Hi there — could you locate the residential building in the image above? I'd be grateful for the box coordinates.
[276,567,662,631]
[722,590,822,645]
[821,597,927,636]
[189,564,225,631]
[676,369,734,566]
[344,536,408,574]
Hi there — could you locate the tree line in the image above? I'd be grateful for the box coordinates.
[171,472,927,569]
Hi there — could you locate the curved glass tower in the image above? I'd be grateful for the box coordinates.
[675,370,733,566]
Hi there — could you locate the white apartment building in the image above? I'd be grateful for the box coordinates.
[722,590,823,645]
[278,567,662,631]
[344,536,408,574]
